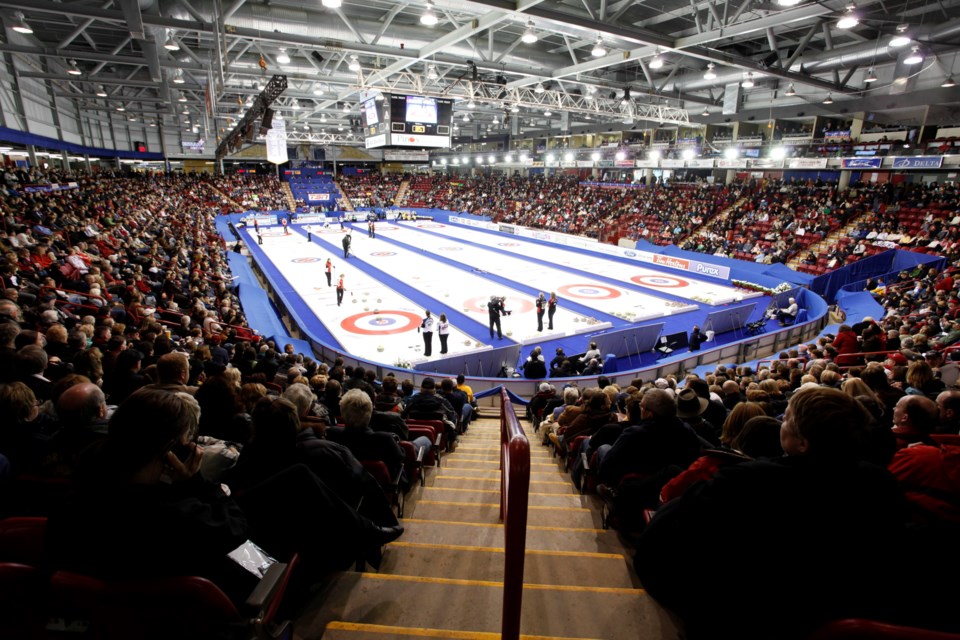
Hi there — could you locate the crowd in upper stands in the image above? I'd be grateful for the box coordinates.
[209,174,288,212]
[337,173,405,209]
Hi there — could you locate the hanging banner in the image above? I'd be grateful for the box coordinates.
[892,156,944,169]
[265,117,288,165]
[841,157,882,169]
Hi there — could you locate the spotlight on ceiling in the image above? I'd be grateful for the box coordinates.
[163,34,180,51]
[836,5,859,29]
[96,85,108,97]
[521,19,538,44]
[172,68,185,84]
[420,0,438,26]
[427,64,438,80]
[66,59,82,76]
[903,46,923,65]
[11,11,32,34]
[703,63,716,80]
[535,82,545,94]
[741,72,755,88]
[823,93,834,104]
[276,49,291,64]
[889,24,910,47]
[648,51,664,69]
[591,36,607,57]
[864,68,878,83]
[348,55,360,71]
[701,107,710,117]
[942,76,957,88]
[784,83,796,96]
[321,0,342,7]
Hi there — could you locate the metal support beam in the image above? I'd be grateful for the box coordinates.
[118,0,145,39]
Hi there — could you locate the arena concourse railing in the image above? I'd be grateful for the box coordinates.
[499,386,530,640]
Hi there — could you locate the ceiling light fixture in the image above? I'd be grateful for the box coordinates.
[462,113,470,122]
[172,68,185,84]
[348,55,360,72]
[342,102,350,112]
[320,114,327,122]
[291,98,300,110]
[510,103,519,113]
[276,49,290,64]
[889,24,910,47]
[420,0,438,26]
[776,0,802,5]
[178,93,188,102]
[521,19,538,44]
[904,46,923,65]
[467,99,476,109]
[313,84,324,96]
[163,33,180,51]
[66,60,82,76]
[544,109,552,116]
[785,83,797,96]
[741,72,755,88]
[703,63,716,80]
[823,93,834,104]
[427,64,438,80]
[702,107,710,116]
[535,82,545,94]
[836,5,859,29]
[942,76,957,88]
[649,50,664,69]
[11,11,32,34]
[591,35,607,57]
[116,105,125,112]
[96,85,108,97]
[321,0,342,7]
[864,68,878,83]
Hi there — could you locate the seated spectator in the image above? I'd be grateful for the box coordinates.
[635,386,910,639]
[776,297,798,324]
[522,347,547,379]
[46,388,404,602]
[327,389,406,482]
[402,377,458,449]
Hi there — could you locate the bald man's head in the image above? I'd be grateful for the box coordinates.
[57,382,107,428]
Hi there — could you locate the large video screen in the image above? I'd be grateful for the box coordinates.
[404,96,438,124]
[388,94,453,147]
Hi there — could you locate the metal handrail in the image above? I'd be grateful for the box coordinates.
[499,386,530,640]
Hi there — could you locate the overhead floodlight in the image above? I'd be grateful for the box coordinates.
[836,6,858,29]
[648,51,664,69]
[66,60,82,76]
[313,84,324,96]
[591,36,607,57]
[545,153,555,162]
[11,12,32,34]
[904,46,923,65]
[467,99,476,108]
[943,76,957,88]
[591,152,601,161]
[320,114,327,122]
[96,85,108,97]
[276,49,291,64]
[864,68,878,83]
[348,55,360,71]
[776,0,802,5]
[681,149,696,161]
[889,24,910,47]
[342,102,350,112]
[648,149,661,160]
[620,88,631,104]
[703,63,716,80]
[491,115,499,125]
[543,109,552,116]
[321,0,342,7]
[116,105,126,112]
[427,64,438,80]
[420,0,438,26]
[823,93,834,104]
[771,146,787,160]
[741,72,755,88]
[535,82,545,93]
[172,68,185,84]
[504,154,512,163]
[462,113,470,122]
[723,147,738,159]
[615,150,625,160]
[291,98,300,110]
[785,83,797,96]
[177,93,188,102]
[510,103,519,113]
[701,107,710,116]
[521,19,538,44]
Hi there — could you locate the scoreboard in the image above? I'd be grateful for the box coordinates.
[362,93,453,149]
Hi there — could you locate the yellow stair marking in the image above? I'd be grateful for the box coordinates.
[423,487,583,498]
[417,500,590,512]
[434,475,571,486]
[352,572,644,594]
[391,541,625,559]
[401,518,604,533]
[325,620,605,640]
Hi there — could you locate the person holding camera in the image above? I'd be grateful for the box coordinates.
[488,296,507,340]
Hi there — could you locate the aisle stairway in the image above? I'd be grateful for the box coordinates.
[295,415,680,640]
[281,182,296,210]
[393,179,411,206]
[335,180,355,212]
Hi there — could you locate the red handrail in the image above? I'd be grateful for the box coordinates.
[499,387,529,640]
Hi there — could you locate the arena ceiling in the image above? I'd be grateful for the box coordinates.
[1,0,959,146]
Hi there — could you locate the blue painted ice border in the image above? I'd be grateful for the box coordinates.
[220,211,829,400]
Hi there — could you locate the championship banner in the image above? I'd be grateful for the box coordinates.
[265,117,288,165]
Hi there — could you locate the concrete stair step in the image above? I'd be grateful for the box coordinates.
[393,519,624,555]
[297,571,678,640]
